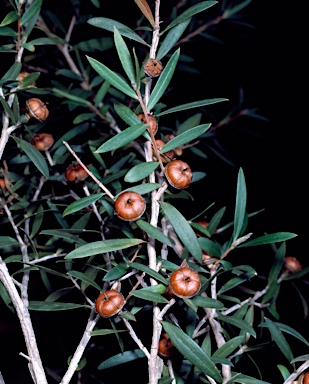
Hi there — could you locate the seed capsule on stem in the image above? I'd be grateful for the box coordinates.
[114,191,146,221]
[95,289,125,318]
[65,164,89,183]
[165,159,192,189]
[153,139,176,163]
[136,113,158,136]
[158,333,175,358]
[31,133,54,151]
[284,256,302,273]
[26,98,49,122]
[167,260,201,299]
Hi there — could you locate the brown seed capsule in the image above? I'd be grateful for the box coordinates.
[153,139,176,163]
[165,159,192,189]
[95,289,125,318]
[303,372,309,384]
[169,260,201,299]
[136,113,158,136]
[17,72,36,87]
[158,333,175,358]
[143,58,163,78]
[165,134,183,156]
[114,191,146,221]
[0,178,5,191]
[31,133,54,151]
[26,98,49,122]
[284,256,302,273]
[65,164,88,182]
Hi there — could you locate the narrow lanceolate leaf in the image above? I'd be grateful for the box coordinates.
[40,229,86,245]
[136,219,174,247]
[87,17,149,46]
[91,329,128,336]
[20,0,42,26]
[95,123,147,153]
[259,322,309,348]
[161,1,217,34]
[198,237,221,258]
[53,88,90,106]
[160,202,202,262]
[229,372,272,384]
[130,261,168,285]
[147,49,180,111]
[232,168,247,242]
[67,271,102,291]
[160,124,211,153]
[191,296,224,309]
[0,11,20,27]
[65,239,145,259]
[238,232,298,247]
[120,183,161,196]
[129,288,168,303]
[114,28,136,86]
[124,162,159,183]
[156,98,228,116]
[28,301,87,311]
[263,243,286,302]
[263,317,294,364]
[87,56,138,100]
[63,193,104,217]
[212,336,244,359]
[217,314,256,337]
[1,62,22,83]
[157,18,191,61]
[0,236,19,248]
[11,137,49,179]
[134,0,155,27]
[161,321,222,383]
[114,102,142,126]
[98,349,146,370]
[103,263,128,281]
[0,96,16,123]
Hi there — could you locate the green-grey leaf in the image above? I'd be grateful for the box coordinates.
[198,237,221,258]
[39,229,86,245]
[238,232,298,247]
[217,314,256,337]
[129,288,168,303]
[130,261,168,285]
[136,219,174,247]
[0,96,16,123]
[161,1,217,34]
[0,11,19,27]
[156,98,228,117]
[114,102,142,126]
[124,162,159,183]
[11,137,49,178]
[65,239,145,259]
[157,18,191,61]
[103,264,128,281]
[28,301,87,311]
[0,236,19,248]
[263,317,294,364]
[161,321,222,382]
[212,336,244,358]
[87,56,138,99]
[88,17,149,46]
[91,329,128,336]
[114,27,136,85]
[63,193,104,217]
[191,296,224,309]
[21,0,42,26]
[98,349,146,370]
[67,271,102,291]
[160,202,202,262]
[233,168,247,242]
[229,372,272,384]
[120,183,161,196]
[147,49,180,111]
[161,124,211,153]
[52,88,90,106]
[260,322,309,348]
[1,62,22,83]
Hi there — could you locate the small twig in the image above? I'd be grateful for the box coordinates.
[167,359,176,384]
[121,317,150,359]
[283,359,309,384]
[63,141,115,200]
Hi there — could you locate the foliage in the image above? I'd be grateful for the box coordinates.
[0,0,308,384]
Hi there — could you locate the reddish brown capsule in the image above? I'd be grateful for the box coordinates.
[153,139,176,163]
[284,256,302,273]
[136,113,158,136]
[95,289,125,318]
[18,72,36,87]
[168,260,201,299]
[114,191,146,221]
[165,134,183,156]
[31,133,54,151]
[65,164,88,182]
[26,98,49,122]
[158,333,175,358]
[143,58,163,78]
[165,159,192,189]
[0,178,5,191]
[303,372,309,384]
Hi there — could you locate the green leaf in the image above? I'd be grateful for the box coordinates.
[114,102,143,126]
[238,232,298,247]
[88,17,149,46]
[0,236,19,248]
[263,317,294,364]
[124,162,159,183]
[157,18,191,61]
[212,336,244,359]
[161,124,211,153]
[161,321,222,382]
[91,329,128,336]
[0,96,16,123]
[120,182,161,196]
[0,26,17,37]
[19,72,40,87]
[87,56,138,99]
[191,296,224,309]
[98,349,146,370]
[260,322,309,348]
[95,123,147,153]
[160,202,202,262]
[63,193,104,217]
[147,49,180,111]
[198,237,221,258]
[28,301,87,311]
[130,261,168,285]
[277,364,290,381]
[232,168,247,242]
[21,0,42,26]
[136,219,174,247]
[67,271,102,291]
[218,269,257,295]
[52,88,90,106]
[114,27,136,85]
[0,11,19,27]
[1,62,22,83]
[129,287,169,303]
[134,0,155,27]
[103,264,128,281]
[11,137,49,179]
[65,239,145,259]
[40,229,86,245]
[156,98,228,116]
[217,314,256,337]
[229,372,272,384]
